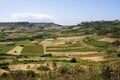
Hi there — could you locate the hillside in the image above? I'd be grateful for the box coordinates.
[0,21,120,80]
[64,20,120,37]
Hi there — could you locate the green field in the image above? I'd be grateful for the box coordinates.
[21,45,44,56]
[84,37,111,47]
[47,47,99,52]
[0,45,15,54]
[17,43,35,47]
[0,21,120,80]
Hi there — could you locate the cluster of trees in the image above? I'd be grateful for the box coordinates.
[0,22,62,28]
[77,20,120,37]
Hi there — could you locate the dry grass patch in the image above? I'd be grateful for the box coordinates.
[98,37,117,43]
[7,46,23,55]
[0,69,8,75]
[80,56,104,61]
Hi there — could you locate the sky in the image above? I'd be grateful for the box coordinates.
[0,0,120,25]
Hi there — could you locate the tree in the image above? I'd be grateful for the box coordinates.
[70,58,77,62]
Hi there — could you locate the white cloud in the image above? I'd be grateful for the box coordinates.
[0,13,56,22]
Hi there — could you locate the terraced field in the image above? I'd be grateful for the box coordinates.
[7,46,24,55]
[0,45,15,54]
[6,44,44,56]
[39,36,106,61]
[3,35,118,61]
[3,35,113,62]
[98,37,117,42]
[44,36,100,53]
[21,45,44,56]
[0,21,120,80]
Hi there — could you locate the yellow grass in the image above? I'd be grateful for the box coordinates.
[7,46,23,55]
[98,37,117,42]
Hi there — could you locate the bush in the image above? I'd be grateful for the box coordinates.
[40,54,52,57]
[1,72,9,78]
[0,57,6,60]
[12,58,19,64]
[16,55,27,58]
[71,64,85,73]
[6,43,15,46]
[37,66,49,71]
[10,70,36,80]
[26,70,35,77]
[101,65,113,80]
[70,58,77,62]
[58,65,70,74]
[20,45,24,47]
[0,62,9,66]
[0,65,8,69]
[52,61,57,67]
[112,40,120,47]
[11,70,26,80]
[117,52,120,57]
[106,48,117,54]
[0,62,9,69]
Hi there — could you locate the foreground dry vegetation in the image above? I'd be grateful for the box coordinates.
[0,56,119,80]
[0,35,119,80]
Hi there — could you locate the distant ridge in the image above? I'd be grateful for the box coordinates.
[0,22,63,28]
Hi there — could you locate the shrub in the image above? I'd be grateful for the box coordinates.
[70,58,77,62]
[52,61,57,67]
[12,58,19,64]
[20,45,24,47]
[9,70,36,80]
[112,40,120,47]
[16,55,27,58]
[37,66,49,71]
[11,70,26,80]
[101,65,113,80]
[1,72,9,78]
[117,52,120,57]
[40,54,52,57]
[26,70,35,77]
[71,64,85,73]
[58,65,70,74]
[106,48,117,54]
[0,62,9,66]
[0,62,9,69]
[6,43,15,46]
[0,57,6,60]
[0,65,8,69]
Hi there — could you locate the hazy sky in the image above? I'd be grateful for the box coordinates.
[0,0,120,25]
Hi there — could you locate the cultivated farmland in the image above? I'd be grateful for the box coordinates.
[0,21,120,80]
[21,45,44,56]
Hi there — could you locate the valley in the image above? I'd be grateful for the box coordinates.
[0,21,120,80]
